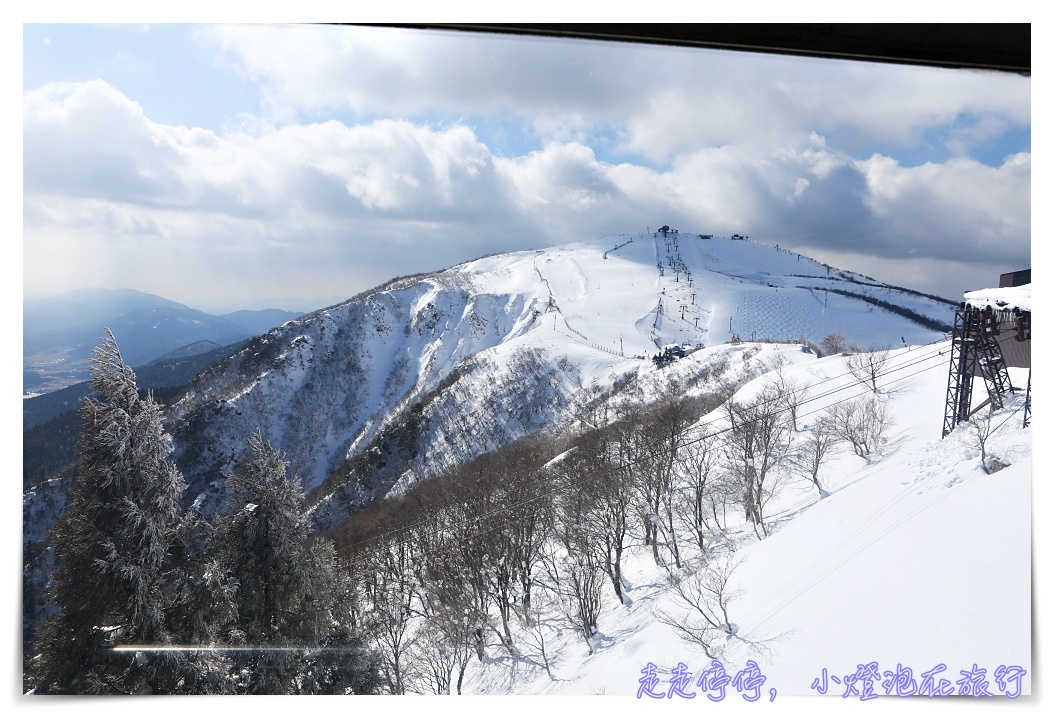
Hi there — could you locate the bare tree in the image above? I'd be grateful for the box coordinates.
[552,428,634,605]
[360,538,420,695]
[564,552,604,655]
[541,543,604,655]
[405,599,477,694]
[846,349,890,393]
[440,472,497,662]
[790,415,841,498]
[771,355,808,431]
[656,554,742,659]
[416,543,486,693]
[965,405,1000,474]
[405,622,454,695]
[722,384,790,539]
[633,399,697,568]
[829,394,890,462]
[418,449,529,658]
[518,591,558,680]
[674,435,725,551]
[496,439,555,620]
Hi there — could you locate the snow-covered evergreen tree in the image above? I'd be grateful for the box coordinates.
[212,430,380,694]
[34,329,189,694]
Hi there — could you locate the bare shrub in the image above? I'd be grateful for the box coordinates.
[821,333,847,356]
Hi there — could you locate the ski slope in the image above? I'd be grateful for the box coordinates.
[455,342,1032,702]
[453,232,950,387]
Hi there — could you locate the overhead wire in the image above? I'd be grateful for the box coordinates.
[336,340,1025,651]
[334,344,952,566]
[734,399,1028,638]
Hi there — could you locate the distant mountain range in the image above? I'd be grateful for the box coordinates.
[23,339,250,431]
[23,288,302,395]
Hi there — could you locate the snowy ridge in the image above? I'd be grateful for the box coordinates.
[165,233,955,520]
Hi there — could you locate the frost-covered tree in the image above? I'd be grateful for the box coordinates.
[34,329,189,694]
[212,430,379,694]
[298,541,382,695]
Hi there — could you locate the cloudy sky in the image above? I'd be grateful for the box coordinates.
[23,23,1030,313]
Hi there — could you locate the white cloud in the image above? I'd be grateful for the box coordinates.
[206,26,641,122]
[23,81,532,307]
[22,63,1029,311]
[860,152,1031,263]
[204,26,1030,166]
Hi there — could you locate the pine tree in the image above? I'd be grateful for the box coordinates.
[34,329,188,694]
[213,430,380,694]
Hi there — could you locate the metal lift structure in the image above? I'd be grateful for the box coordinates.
[941,278,1031,438]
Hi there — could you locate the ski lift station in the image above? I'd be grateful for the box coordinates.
[942,270,1031,438]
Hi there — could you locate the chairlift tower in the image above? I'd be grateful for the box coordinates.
[941,303,1024,438]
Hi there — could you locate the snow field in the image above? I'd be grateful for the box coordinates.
[454,344,1030,699]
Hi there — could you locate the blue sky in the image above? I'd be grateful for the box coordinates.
[22,23,1031,312]
[24,25,259,133]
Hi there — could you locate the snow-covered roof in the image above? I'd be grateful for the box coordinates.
[963,283,1031,312]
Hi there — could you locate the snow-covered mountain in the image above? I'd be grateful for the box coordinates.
[24,232,1031,698]
[164,232,954,524]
